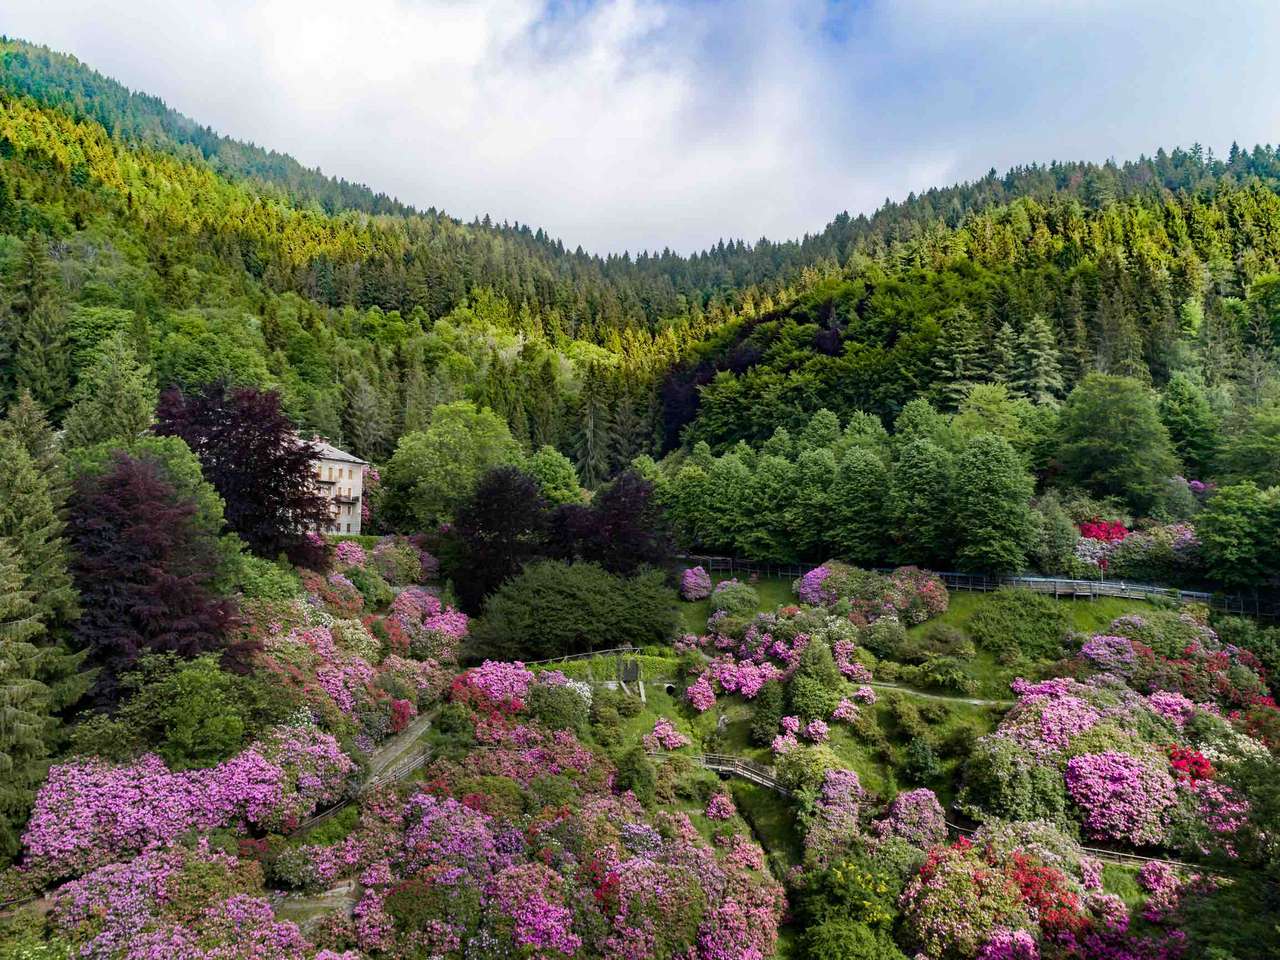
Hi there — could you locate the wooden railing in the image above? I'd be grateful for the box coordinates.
[649,751,790,796]
[680,555,1276,617]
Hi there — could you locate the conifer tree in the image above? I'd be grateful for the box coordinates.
[11,232,71,417]
[1015,314,1064,403]
[931,307,984,409]
[61,332,158,450]
[988,322,1019,386]
[1159,373,1219,476]
[573,364,612,488]
[0,538,51,862]
[341,370,386,460]
[1,390,67,514]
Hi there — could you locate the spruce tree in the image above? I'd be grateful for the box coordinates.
[0,538,51,862]
[988,322,1019,386]
[61,333,158,450]
[1015,314,1065,404]
[1,390,68,514]
[573,365,612,488]
[11,232,71,417]
[341,370,386,460]
[931,307,984,409]
[1159,372,1219,476]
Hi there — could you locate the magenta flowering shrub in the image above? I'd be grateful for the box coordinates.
[643,717,691,751]
[852,684,877,704]
[457,660,533,708]
[831,698,858,722]
[388,587,467,662]
[24,724,354,880]
[873,788,946,848]
[1064,751,1178,846]
[804,769,864,861]
[333,539,367,569]
[686,673,717,712]
[794,562,949,625]
[1080,634,1136,673]
[48,844,340,960]
[804,718,830,743]
[1147,690,1197,727]
[680,565,713,600]
[705,792,737,821]
[976,927,1039,960]
[771,732,799,755]
[796,565,836,605]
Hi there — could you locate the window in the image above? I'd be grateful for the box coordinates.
[327,466,333,480]
[346,523,351,532]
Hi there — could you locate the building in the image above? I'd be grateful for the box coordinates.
[311,440,367,535]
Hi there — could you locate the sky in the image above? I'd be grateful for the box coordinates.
[8,0,1280,254]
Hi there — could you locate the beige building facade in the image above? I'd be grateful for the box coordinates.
[312,440,367,535]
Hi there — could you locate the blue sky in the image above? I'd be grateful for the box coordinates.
[8,1,1280,253]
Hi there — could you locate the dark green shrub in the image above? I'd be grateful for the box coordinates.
[525,774,576,812]
[958,737,1068,823]
[896,623,975,664]
[788,640,845,721]
[344,564,394,609]
[903,739,942,783]
[613,747,657,806]
[473,561,677,660]
[708,579,759,617]
[860,618,908,659]
[968,588,1069,663]
[527,683,589,733]
[750,680,785,746]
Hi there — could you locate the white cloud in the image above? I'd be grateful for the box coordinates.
[7,1,1280,253]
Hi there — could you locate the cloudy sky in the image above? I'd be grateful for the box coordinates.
[8,1,1280,253]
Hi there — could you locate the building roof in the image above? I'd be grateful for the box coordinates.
[311,439,367,465]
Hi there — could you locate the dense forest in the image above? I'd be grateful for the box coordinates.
[2,35,1280,960]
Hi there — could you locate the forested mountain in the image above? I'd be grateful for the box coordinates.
[6,34,1280,495]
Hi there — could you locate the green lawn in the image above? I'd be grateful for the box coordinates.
[678,574,796,635]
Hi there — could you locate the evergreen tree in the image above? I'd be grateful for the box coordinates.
[1015,314,1064,403]
[341,370,386,461]
[930,307,984,409]
[573,364,612,488]
[0,436,80,632]
[988,322,1018,386]
[951,433,1035,573]
[1159,373,1219,477]
[61,333,158,450]
[1,390,68,514]
[0,538,51,863]
[11,232,71,417]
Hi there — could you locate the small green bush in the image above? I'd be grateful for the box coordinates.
[527,683,589,733]
[234,552,303,600]
[613,747,657,806]
[344,564,395,609]
[860,618,908,659]
[968,588,1069,663]
[750,680,785,746]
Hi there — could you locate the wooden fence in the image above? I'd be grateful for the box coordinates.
[679,555,1277,617]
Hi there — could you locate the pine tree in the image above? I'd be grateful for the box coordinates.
[988,322,1019,386]
[11,233,71,417]
[61,333,158,449]
[573,365,612,488]
[0,436,79,630]
[1015,314,1064,403]
[931,307,984,409]
[0,537,52,862]
[341,370,386,460]
[1,390,68,515]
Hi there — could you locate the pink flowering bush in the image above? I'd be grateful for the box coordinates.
[794,562,949,625]
[1064,751,1177,846]
[804,718,830,743]
[804,769,864,861]
[24,724,354,880]
[852,684,877,704]
[873,788,946,848]
[333,539,367,569]
[1080,634,1136,673]
[681,565,713,600]
[977,927,1039,960]
[831,697,858,722]
[643,717,691,751]
[456,660,533,709]
[705,792,737,820]
[686,672,717,712]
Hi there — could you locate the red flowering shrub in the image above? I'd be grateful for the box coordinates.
[1167,744,1214,782]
